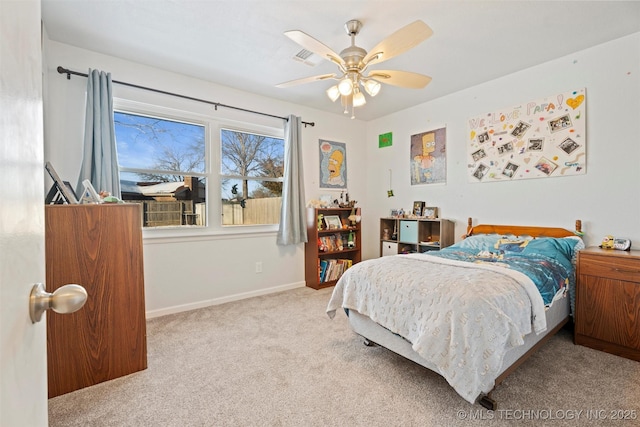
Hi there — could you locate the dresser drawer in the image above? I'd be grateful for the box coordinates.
[579,253,640,282]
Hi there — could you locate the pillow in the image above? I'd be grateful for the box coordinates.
[495,238,529,253]
[522,236,581,267]
[454,234,503,251]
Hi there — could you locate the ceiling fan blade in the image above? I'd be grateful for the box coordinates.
[366,70,432,88]
[276,73,337,88]
[284,30,346,68]
[362,20,433,67]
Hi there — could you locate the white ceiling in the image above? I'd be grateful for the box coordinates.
[41,1,640,121]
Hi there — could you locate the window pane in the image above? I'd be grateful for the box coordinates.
[220,127,284,226]
[114,111,207,228]
[120,171,206,227]
[220,129,284,178]
[115,111,205,173]
[221,178,281,226]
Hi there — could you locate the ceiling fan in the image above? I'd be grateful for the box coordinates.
[276,19,433,118]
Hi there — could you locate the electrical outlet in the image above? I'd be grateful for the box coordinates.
[255,262,262,273]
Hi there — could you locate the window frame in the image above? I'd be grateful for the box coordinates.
[113,98,285,239]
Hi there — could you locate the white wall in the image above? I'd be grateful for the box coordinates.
[363,33,640,259]
[44,32,640,315]
[43,40,367,317]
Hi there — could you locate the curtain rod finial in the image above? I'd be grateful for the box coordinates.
[57,66,70,79]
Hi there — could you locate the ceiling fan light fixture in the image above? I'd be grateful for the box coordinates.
[278,19,433,118]
[340,94,351,114]
[338,77,353,96]
[326,85,340,102]
[363,79,381,97]
[353,89,366,107]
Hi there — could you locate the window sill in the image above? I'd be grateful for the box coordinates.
[142,224,279,244]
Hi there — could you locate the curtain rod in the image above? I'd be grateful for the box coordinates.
[57,66,315,127]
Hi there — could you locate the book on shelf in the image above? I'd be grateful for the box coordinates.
[319,258,353,283]
[318,234,349,252]
[319,259,329,282]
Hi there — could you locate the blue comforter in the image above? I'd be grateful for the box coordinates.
[427,236,581,305]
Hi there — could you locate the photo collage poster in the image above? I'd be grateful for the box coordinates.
[467,88,586,182]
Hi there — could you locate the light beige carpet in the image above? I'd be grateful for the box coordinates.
[49,286,640,426]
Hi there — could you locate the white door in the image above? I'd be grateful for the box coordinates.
[0,0,49,425]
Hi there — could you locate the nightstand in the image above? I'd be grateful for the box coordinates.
[574,246,640,361]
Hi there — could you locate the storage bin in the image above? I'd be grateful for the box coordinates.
[382,242,398,256]
[399,220,418,243]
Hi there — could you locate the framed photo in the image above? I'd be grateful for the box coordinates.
[323,215,342,230]
[423,207,438,219]
[45,161,78,204]
[413,201,425,216]
[80,179,101,204]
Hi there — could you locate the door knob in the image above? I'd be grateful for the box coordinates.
[29,283,87,323]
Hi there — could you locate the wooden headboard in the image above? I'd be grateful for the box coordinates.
[466,218,582,238]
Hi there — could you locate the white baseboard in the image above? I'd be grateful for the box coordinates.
[145,281,306,319]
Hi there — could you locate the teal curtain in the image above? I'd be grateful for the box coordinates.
[277,115,307,245]
[76,69,121,199]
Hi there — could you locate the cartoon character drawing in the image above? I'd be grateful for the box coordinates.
[412,132,436,182]
[326,149,345,186]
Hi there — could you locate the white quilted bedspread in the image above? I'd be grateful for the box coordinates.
[326,253,548,404]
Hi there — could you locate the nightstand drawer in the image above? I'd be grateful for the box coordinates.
[579,253,640,282]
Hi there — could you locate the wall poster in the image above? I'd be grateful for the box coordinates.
[410,127,446,185]
[467,88,586,182]
[319,139,347,189]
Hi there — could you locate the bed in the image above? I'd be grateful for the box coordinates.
[326,218,584,408]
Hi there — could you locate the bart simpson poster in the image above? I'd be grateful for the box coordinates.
[467,88,586,182]
[410,127,446,185]
[319,139,347,189]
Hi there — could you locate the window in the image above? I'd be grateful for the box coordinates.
[113,100,286,232]
[220,128,284,226]
[114,110,207,228]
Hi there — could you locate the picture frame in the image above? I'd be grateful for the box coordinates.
[423,207,438,219]
[80,179,101,204]
[45,161,78,204]
[323,215,342,230]
[412,201,425,216]
[319,140,347,189]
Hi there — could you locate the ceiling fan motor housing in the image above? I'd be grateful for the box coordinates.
[340,45,367,71]
[341,20,366,72]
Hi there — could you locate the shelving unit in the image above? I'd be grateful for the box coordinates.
[380,216,454,256]
[305,207,361,289]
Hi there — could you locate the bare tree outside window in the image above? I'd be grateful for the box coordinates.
[220,128,284,225]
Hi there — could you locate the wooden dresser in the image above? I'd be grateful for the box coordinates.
[574,246,640,361]
[46,204,147,397]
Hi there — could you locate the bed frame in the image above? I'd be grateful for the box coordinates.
[349,218,582,410]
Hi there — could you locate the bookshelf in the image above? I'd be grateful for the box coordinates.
[305,207,362,289]
[380,216,454,256]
